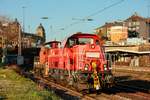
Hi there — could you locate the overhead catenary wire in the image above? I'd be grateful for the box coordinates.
[60,0,125,31]
[86,0,124,18]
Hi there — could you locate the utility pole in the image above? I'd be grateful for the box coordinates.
[18,24,22,56]
[17,19,24,65]
[147,0,150,41]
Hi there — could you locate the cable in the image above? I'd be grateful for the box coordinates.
[86,0,124,18]
[60,0,125,31]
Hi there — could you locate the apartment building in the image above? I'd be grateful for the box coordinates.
[0,18,45,48]
[95,21,128,44]
[125,13,150,41]
[96,13,150,43]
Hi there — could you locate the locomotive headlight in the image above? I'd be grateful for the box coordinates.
[84,64,89,71]
[109,66,112,70]
[104,64,107,70]
[91,44,95,49]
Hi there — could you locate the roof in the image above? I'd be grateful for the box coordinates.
[125,13,145,21]
[69,32,99,39]
[145,18,150,23]
[37,23,45,31]
[95,21,123,30]
[44,41,61,45]
[105,49,150,54]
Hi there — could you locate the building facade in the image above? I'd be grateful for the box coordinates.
[125,13,150,41]
[36,23,46,43]
[109,26,128,43]
[0,18,19,48]
[96,13,150,43]
[95,21,128,44]
[0,19,45,49]
[95,22,112,41]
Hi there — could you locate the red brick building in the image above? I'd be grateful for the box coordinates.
[0,18,45,49]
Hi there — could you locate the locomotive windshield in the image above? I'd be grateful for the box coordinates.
[66,37,100,47]
[78,38,94,44]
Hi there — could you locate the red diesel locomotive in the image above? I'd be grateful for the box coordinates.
[34,33,114,91]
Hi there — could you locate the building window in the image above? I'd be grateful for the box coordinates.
[107,29,111,31]
[133,28,136,31]
[136,26,139,30]
[128,22,131,26]
[133,22,136,26]
[128,27,131,30]
[136,21,140,25]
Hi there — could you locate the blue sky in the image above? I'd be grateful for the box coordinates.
[0,0,149,41]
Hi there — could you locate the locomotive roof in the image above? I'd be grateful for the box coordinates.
[44,41,61,45]
[69,33,99,39]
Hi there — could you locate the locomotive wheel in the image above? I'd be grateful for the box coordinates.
[35,64,45,77]
[37,68,44,77]
[59,70,65,80]
[103,74,114,88]
[72,72,82,91]
[73,74,89,92]
[49,69,53,76]
[88,83,94,93]
[33,64,40,76]
[87,78,94,93]
[54,69,59,80]
[100,80,107,90]
[34,67,43,77]
[73,79,83,92]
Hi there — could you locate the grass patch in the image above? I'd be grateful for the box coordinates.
[0,68,60,100]
[0,63,5,68]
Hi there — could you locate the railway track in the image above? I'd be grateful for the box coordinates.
[30,74,150,99]
[21,71,95,100]
[36,76,95,100]
[114,84,150,100]
[117,83,150,94]
[33,75,133,100]
[20,70,129,100]
[15,67,150,100]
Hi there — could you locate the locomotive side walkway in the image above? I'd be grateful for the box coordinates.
[112,65,150,73]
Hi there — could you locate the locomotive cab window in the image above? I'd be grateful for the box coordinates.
[69,39,76,47]
[96,40,100,45]
[78,38,94,45]
[66,38,78,48]
[66,37,96,47]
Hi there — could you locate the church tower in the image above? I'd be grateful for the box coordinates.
[36,23,46,43]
